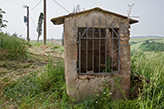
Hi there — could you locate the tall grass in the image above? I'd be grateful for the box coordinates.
[73,51,164,108]
[30,41,43,47]
[0,32,29,60]
[1,50,164,108]
[131,50,164,108]
[30,41,64,54]
[1,58,68,108]
[51,43,64,53]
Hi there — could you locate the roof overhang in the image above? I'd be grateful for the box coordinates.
[51,7,138,25]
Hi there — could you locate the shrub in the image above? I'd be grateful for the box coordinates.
[0,32,29,60]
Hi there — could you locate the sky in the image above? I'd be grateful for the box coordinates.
[0,0,164,40]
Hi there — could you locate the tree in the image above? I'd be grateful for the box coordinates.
[36,12,44,42]
[0,8,7,31]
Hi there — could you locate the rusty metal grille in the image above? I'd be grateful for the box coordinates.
[77,17,120,75]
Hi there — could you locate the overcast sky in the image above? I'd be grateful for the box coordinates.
[0,0,164,40]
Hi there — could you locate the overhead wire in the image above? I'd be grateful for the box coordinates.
[30,0,42,28]
[52,0,70,13]
[29,0,71,40]
[30,15,37,28]
[30,0,42,11]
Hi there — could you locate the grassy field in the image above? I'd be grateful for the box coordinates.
[0,34,164,108]
[130,37,164,50]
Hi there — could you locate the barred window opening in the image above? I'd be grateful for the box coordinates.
[77,26,120,74]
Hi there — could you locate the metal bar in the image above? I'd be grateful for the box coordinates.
[77,20,120,74]
[105,18,107,73]
[44,0,46,44]
[81,23,119,38]
[79,71,118,75]
[99,17,101,73]
[81,37,119,39]
[79,32,81,73]
[118,31,121,73]
[27,6,30,42]
[86,22,88,72]
[92,18,94,72]
[111,24,113,74]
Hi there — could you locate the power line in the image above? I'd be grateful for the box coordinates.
[30,15,37,28]
[52,0,70,13]
[30,0,42,11]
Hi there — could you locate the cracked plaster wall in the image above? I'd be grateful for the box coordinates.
[64,10,131,100]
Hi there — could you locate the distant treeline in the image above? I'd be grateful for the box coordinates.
[129,41,137,45]
[139,40,164,52]
[129,38,162,46]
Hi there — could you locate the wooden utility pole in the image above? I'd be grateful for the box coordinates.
[44,0,46,45]
[27,6,29,42]
[23,5,30,42]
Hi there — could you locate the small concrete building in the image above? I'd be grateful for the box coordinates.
[51,7,138,100]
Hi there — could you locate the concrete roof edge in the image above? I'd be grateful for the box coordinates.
[51,7,138,25]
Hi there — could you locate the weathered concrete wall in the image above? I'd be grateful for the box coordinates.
[64,10,131,100]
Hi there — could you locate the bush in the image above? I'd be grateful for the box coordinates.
[139,40,164,52]
[0,32,29,60]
